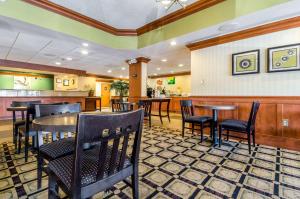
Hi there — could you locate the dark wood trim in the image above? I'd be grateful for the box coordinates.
[0,59,86,75]
[23,0,224,36]
[136,57,151,63]
[136,0,225,35]
[0,70,53,78]
[148,71,191,78]
[186,16,300,50]
[85,73,124,80]
[23,0,137,36]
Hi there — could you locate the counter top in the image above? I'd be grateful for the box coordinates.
[0,96,87,98]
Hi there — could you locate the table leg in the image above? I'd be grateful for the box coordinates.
[212,109,219,146]
[12,111,16,146]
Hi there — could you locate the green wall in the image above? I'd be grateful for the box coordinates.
[0,73,54,90]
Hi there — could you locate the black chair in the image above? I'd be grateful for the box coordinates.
[11,101,41,150]
[138,99,152,127]
[219,101,260,154]
[11,100,41,153]
[48,109,144,199]
[180,100,213,140]
[18,103,80,161]
[112,99,133,112]
[35,103,81,189]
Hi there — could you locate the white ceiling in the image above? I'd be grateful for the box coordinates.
[48,0,197,29]
[0,0,299,78]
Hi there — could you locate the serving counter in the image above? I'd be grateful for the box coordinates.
[0,96,86,120]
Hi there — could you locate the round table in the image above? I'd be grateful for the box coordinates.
[195,104,236,146]
[33,112,78,132]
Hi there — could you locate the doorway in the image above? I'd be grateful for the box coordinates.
[101,83,111,107]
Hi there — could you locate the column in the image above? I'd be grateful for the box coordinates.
[126,57,150,102]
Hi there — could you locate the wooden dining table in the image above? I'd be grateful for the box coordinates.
[143,98,171,124]
[195,104,237,146]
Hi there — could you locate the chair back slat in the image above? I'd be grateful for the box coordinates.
[180,100,194,120]
[108,136,121,175]
[247,101,260,131]
[35,103,81,118]
[72,109,144,195]
[118,134,130,171]
[96,140,109,180]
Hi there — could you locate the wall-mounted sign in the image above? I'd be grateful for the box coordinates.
[167,77,176,85]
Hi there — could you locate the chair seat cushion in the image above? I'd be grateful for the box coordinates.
[40,138,75,160]
[185,116,212,123]
[220,119,248,131]
[48,146,131,190]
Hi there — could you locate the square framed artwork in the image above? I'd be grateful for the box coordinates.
[56,78,62,83]
[267,43,300,73]
[232,50,260,75]
[63,79,69,86]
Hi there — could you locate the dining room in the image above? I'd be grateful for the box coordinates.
[1,0,300,198]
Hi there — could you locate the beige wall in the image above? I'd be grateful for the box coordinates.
[148,75,191,96]
[191,27,300,96]
[54,75,97,92]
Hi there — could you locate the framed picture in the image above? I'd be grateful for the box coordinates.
[267,44,300,73]
[63,79,69,86]
[56,78,62,83]
[167,77,175,84]
[232,50,260,75]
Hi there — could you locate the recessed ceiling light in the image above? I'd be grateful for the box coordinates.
[66,57,72,61]
[161,59,167,62]
[178,64,184,67]
[156,67,161,71]
[107,70,112,73]
[55,62,61,66]
[119,75,123,78]
[81,50,89,55]
[170,41,177,46]
[154,73,158,76]
[121,67,126,70]
[82,42,89,47]
[0,0,6,2]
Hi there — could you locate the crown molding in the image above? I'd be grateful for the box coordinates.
[186,16,300,51]
[23,0,137,36]
[85,73,122,80]
[136,0,225,35]
[0,59,86,75]
[148,71,190,78]
[23,0,224,37]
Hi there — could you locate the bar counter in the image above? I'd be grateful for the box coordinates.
[0,96,86,119]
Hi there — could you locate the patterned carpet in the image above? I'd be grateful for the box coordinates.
[1,125,300,199]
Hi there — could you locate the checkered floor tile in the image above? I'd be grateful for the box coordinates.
[1,125,300,198]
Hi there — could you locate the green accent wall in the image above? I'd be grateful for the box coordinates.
[0,75,13,89]
[0,72,54,90]
[0,0,289,49]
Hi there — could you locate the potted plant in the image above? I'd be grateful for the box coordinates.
[88,89,95,97]
[110,80,129,100]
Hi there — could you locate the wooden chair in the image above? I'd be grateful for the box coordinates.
[138,99,152,127]
[180,100,213,140]
[219,101,260,154]
[34,103,81,189]
[48,109,144,199]
[111,99,133,112]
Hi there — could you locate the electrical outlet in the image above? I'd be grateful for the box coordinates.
[282,119,289,127]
